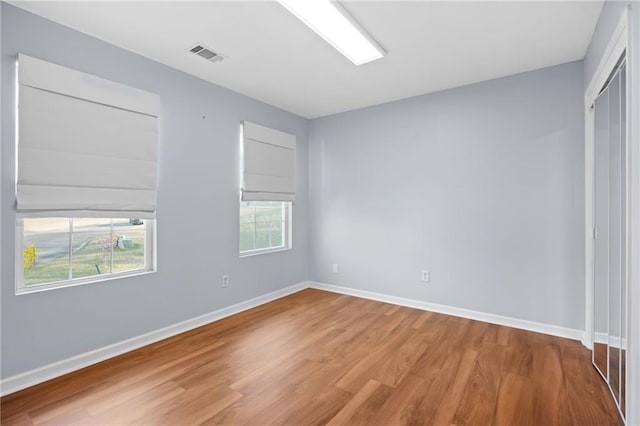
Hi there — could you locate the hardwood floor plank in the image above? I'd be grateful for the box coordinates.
[143,384,243,425]
[451,344,504,425]
[0,289,622,426]
[37,410,94,426]
[334,325,415,393]
[530,343,564,425]
[373,374,427,425]
[430,349,479,426]
[29,338,227,424]
[500,343,534,377]
[345,382,395,426]
[0,413,33,426]
[326,379,381,425]
[87,381,186,424]
[411,311,433,330]
[493,372,534,426]
[372,335,432,387]
[205,383,290,425]
[267,385,351,426]
[305,322,390,364]
[230,357,324,397]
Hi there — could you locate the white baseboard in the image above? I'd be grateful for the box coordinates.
[0,281,310,397]
[1,280,587,397]
[309,282,585,342]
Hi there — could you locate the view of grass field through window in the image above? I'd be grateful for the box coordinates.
[22,218,147,286]
[240,201,289,254]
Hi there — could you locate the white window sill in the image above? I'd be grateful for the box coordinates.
[15,269,156,295]
[239,246,291,258]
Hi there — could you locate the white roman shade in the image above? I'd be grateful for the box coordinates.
[16,54,160,218]
[242,121,296,202]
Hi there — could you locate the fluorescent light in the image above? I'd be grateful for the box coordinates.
[277,0,384,66]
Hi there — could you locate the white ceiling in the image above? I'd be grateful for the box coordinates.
[10,1,603,119]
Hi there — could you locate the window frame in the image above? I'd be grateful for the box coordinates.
[239,201,292,257]
[15,217,156,295]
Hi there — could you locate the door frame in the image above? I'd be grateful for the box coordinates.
[584,6,628,351]
[584,5,631,423]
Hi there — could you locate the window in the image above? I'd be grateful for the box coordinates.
[240,121,296,256]
[17,217,154,293]
[15,54,160,293]
[240,201,291,255]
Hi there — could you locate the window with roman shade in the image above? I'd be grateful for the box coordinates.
[241,121,296,202]
[16,54,160,219]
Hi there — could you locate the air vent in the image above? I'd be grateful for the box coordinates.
[189,44,225,63]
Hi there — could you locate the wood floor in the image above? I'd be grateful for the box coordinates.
[1,289,622,425]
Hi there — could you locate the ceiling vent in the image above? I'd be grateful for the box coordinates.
[189,44,225,63]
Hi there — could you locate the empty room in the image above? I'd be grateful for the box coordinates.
[1,0,639,425]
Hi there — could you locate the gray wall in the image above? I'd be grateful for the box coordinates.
[308,61,586,330]
[1,4,309,379]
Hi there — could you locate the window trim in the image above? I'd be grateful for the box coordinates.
[239,201,292,257]
[15,217,156,295]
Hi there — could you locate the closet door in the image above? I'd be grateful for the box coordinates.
[607,67,621,406]
[593,87,610,379]
[618,64,627,415]
[620,66,627,412]
[592,60,627,417]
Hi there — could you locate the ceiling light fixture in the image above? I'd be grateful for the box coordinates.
[276,0,385,66]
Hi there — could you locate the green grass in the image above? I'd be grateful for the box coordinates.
[239,222,284,252]
[24,235,145,286]
[240,201,285,252]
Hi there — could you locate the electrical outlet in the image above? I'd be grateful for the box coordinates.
[332,263,339,274]
[421,270,430,282]
[222,275,229,288]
